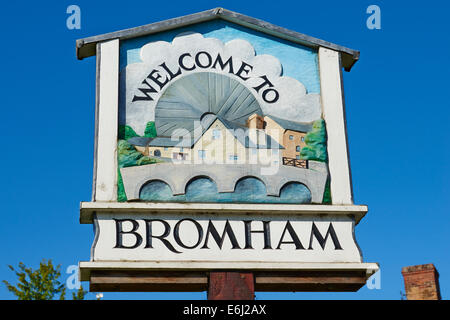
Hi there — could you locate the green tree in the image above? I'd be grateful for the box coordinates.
[118,124,139,140]
[72,286,88,300]
[3,259,87,300]
[322,178,332,204]
[144,121,157,138]
[117,139,163,201]
[300,119,328,162]
[116,122,160,202]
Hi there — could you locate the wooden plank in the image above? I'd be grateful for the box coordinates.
[255,271,366,292]
[90,271,207,292]
[79,202,369,225]
[318,47,354,205]
[208,272,254,300]
[94,39,119,201]
[87,270,367,293]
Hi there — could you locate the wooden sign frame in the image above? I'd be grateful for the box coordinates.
[76,8,378,297]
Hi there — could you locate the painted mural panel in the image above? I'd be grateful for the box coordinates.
[118,21,330,204]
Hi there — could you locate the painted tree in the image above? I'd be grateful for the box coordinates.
[117,139,163,202]
[3,260,87,300]
[118,124,139,140]
[300,119,328,162]
[144,121,157,138]
[300,119,331,203]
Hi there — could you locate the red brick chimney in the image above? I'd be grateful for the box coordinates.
[401,264,441,300]
[247,113,265,129]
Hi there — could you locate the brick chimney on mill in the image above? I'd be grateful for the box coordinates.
[401,264,441,300]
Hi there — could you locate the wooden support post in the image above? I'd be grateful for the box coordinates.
[208,272,255,300]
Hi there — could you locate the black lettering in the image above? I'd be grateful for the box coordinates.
[308,222,343,250]
[276,221,304,249]
[253,75,280,103]
[173,218,203,249]
[179,53,196,71]
[114,219,142,249]
[201,220,241,249]
[144,219,181,254]
[132,78,158,102]
[159,62,182,81]
[262,88,279,103]
[195,51,213,69]
[147,69,169,90]
[244,220,271,249]
[235,61,253,80]
[211,53,234,74]
[253,75,273,93]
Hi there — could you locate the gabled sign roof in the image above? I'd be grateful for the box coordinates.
[76,7,360,71]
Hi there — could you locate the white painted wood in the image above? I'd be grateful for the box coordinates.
[91,212,362,264]
[94,39,119,201]
[318,47,353,205]
[79,261,379,281]
[79,201,368,224]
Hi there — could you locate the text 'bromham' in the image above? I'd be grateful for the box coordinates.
[113,218,343,253]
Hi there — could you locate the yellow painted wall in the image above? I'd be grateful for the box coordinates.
[134,118,283,166]
[192,119,247,164]
[282,130,307,159]
[263,116,284,145]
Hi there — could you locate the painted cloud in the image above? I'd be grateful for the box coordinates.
[120,32,322,135]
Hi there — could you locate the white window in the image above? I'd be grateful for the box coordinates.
[229,155,238,161]
[289,135,294,140]
[273,149,279,155]
[180,147,184,152]
[301,137,305,142]
[164,147,168,151]
[198,150,206,159]
[212,129,221,140]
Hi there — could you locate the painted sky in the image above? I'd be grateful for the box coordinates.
[0,1,449,300]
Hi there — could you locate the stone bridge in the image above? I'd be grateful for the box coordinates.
[120,161,328,203]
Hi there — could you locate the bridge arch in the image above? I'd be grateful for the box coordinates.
[278,181,312,203]
[121,162,327,204]
[180,171,222,195]
[139,179,174,201]
[229,174,273,195]
[184,176,219,202]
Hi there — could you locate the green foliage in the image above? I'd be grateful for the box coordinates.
[116,122,159,201]
[144,121,157,138]
[72,286,88,300]
[300,119,328,162]
[117,139,163,202]
[3,260,89,300]
[117,168,127,202]
[3,260,66,300]
[118,139,161,169]
[118,121,156,140]
[118,125,139,140]
[322,178,332,204]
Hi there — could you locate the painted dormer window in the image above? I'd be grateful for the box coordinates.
[212,129,221,140]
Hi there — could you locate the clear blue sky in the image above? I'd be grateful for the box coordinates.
[0,0,449,300]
